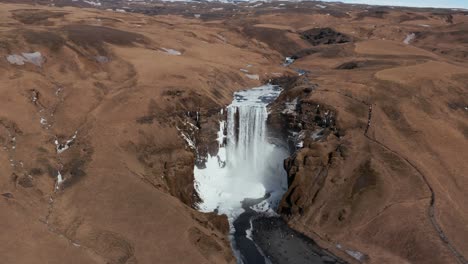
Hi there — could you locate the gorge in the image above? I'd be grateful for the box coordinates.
[193,84,344,263]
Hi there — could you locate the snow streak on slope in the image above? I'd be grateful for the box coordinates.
[194,85,288,222]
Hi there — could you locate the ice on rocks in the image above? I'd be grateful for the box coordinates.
[283,57,295,66]
[55,131,77,154]
[282,97,298,115]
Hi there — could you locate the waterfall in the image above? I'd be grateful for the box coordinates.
[226,103,268,182]
[194,84,288,221]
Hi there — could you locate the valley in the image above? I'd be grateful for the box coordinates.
[0,1,467,263]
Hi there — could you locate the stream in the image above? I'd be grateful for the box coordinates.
[194,84,345,264]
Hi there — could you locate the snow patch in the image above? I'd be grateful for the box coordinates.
[346,249,366,262]
[21,52,44,66]
[40,118,47,125]
[177,127,196,149]
[283,57,295,66]
[95,55,109,63]
[161,48,182,56]
[245,74,259,80]
[56,171,64,190]
[403,33,416,45]
[6,52,44,66]
[6,55,25,65]
[83,0,101,6]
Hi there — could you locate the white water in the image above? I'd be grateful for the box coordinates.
[194,84,288,222]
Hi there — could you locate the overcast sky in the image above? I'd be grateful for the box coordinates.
[322,0,468,9]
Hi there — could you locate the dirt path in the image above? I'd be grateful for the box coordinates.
[365,105,468,264]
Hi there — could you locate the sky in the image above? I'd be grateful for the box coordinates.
[321,0,468,9]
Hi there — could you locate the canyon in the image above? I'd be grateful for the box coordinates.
[0,1,467,264]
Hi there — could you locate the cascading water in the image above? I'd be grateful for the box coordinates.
[194,84,288,221]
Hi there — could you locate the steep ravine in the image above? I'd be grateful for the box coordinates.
[184,81,347,263]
